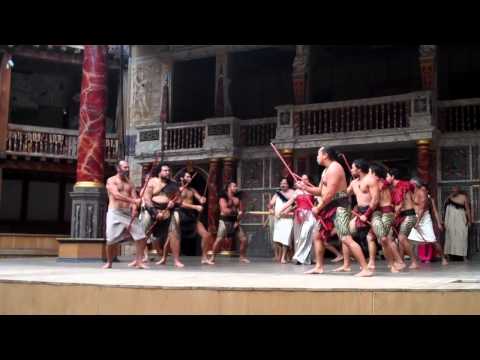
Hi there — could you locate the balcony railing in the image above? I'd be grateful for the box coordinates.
[277,92,433,137]
[439,98,480,132]
[164,122,206,151]
[239,118,277,147]
[6,124,119,161]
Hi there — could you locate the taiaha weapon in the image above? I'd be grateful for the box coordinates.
[339,153,352,174]
[144,191,181,241]
[270,143,302,181]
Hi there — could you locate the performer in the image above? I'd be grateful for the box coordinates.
[268,178,295,264]
[444,186,472,261]
[298,147,373,277]
[368,164,405,273]
[177,171,215,265]
[143,164,184,268]
[211,182,250,264]
[408,178,448,266]
[341,159,380,272]
[104,160,147,270]
[387,169,419,270]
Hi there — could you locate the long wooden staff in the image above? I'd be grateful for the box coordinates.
[127,172,153,232]
[270,143,302,181]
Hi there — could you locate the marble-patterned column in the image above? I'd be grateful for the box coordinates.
[417,139,432,184]
[0,52,12,155]
[207,159,220,235]
[76,46,108,185]
[215,50,232,117]
[59,46,109,262]
[222,157,237,185]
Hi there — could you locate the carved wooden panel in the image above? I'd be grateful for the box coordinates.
[441,147,470,181]
[241,160,263,189]
[139,130,160,142]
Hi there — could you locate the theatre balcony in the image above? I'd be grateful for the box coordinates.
[5,124,119,163]
[135,91,434,165]
[274,90,435,152]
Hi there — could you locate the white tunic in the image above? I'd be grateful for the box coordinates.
[408,211,437,243]
[273,196,294,247]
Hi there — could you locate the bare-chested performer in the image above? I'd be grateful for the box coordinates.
[143,164,184,268]
[211,182,250,264]
[368,164,405,273]
[387,168,419,270]
[176,171,215,265]
[340,159,380,273]
[408,178,448,266]
[104,160,147,270]
[298,147,373,277]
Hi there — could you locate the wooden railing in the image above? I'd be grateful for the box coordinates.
[239,118,277,147]
[6,124,119,161]
[276,92,428,137]
[165,122,205,151]
[439,98,480,132]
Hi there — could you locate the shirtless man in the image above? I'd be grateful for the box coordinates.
[341,159,380,272]
[177,171,215,265]
[298,147,373,277]
[368,164,405,273]
[211,182,250,264]
[408,178,448,266]
[387,169,419,270]
[104,160,147,270]
[143,164,184,268]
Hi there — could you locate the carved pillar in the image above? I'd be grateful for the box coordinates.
[215,50,232,117]
[417,140,432,185]
[280,149,295,181]
[59,45,109,262]
[293,45,307,105]
[207,159,220,235]
[222,157,237,185]
[419,45,437,91]
[160,61,173,123]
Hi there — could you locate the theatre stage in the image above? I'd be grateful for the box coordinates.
[0,257,479,315]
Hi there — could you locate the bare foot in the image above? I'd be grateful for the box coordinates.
[442,258,449,266]
[409,263,420,270]
[305,267,324,275]
[367,262,376,271]
[390,266,400,274]
[156,257,167,266]
[333,266,352,273]
[128,260,138,268]
[395,262,407,271]
[136,262,150,270]
[331,255,344,264]
[201,259,215,266]
[174,260,185,268]
[240,258,251,264]
[102,263,112,269]
[355,269,374,277]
